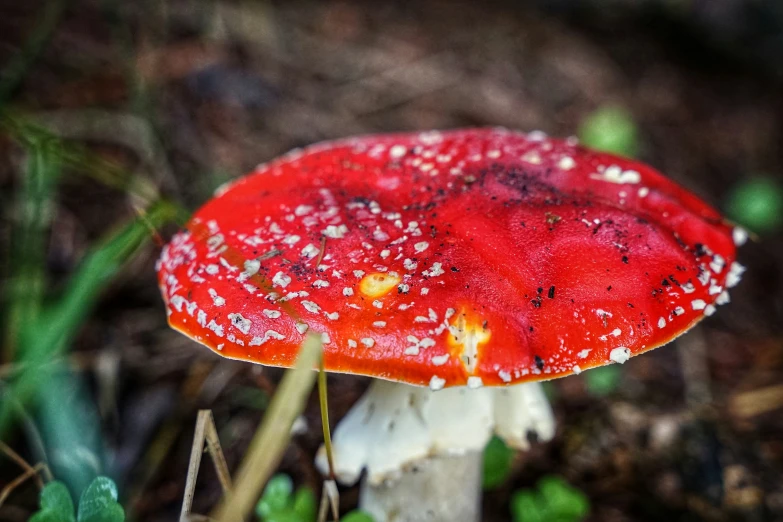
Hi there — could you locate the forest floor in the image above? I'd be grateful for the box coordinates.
[1,1,782,521]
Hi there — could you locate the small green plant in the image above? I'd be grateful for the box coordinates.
[255,474,374,522]
[483,435,514,489]
[255,474,316,522]
[726,176,783,234]
[578,106,639,158]
[510,476,589,522]
[340,511,375,522]
[30,476,124,522]
[583,365,621,397]
[0,126,180,493]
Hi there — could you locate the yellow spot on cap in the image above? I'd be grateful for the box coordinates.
[447,310,491,374]
[359,272,401,298]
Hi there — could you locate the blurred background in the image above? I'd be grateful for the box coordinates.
[1,1,782,521]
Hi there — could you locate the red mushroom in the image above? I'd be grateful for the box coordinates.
[157,128,743,522]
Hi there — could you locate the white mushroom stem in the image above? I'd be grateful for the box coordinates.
[359,453,484,522]
[315,379,555,522]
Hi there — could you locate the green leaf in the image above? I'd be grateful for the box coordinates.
[40,481,75,514]
[262,509,307,522]
[77,477,124,522]
[726,176,783,234]
[29,481,76,522]
[256,474,294,518]
[29,510,75,522]
[511,477,589,522]
[483,436,514,489]
[583,365,621,396]
[510,490,545,522]
[341,510,376,522]
[37,370,104,496]
[32,200,177,355]
[291,488,317,522]
[0,200,178,434]
[4,139,61,355]
[538,476,590,519]
[578,106,639,158]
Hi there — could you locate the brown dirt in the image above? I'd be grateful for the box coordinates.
[1,1,782,521]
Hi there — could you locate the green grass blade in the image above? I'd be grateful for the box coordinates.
[0,112,175,210]
[212,334,323,522]
[30,201,176,352]
[4,139,62,356]
[1,201,178,435]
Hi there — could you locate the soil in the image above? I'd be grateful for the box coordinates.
[1,1,782,521]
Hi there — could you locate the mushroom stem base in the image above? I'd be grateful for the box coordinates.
[359,451,483,522]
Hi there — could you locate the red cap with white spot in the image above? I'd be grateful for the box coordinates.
[157,128,743,389]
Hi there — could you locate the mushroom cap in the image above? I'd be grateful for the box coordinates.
[157,128,743,388]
